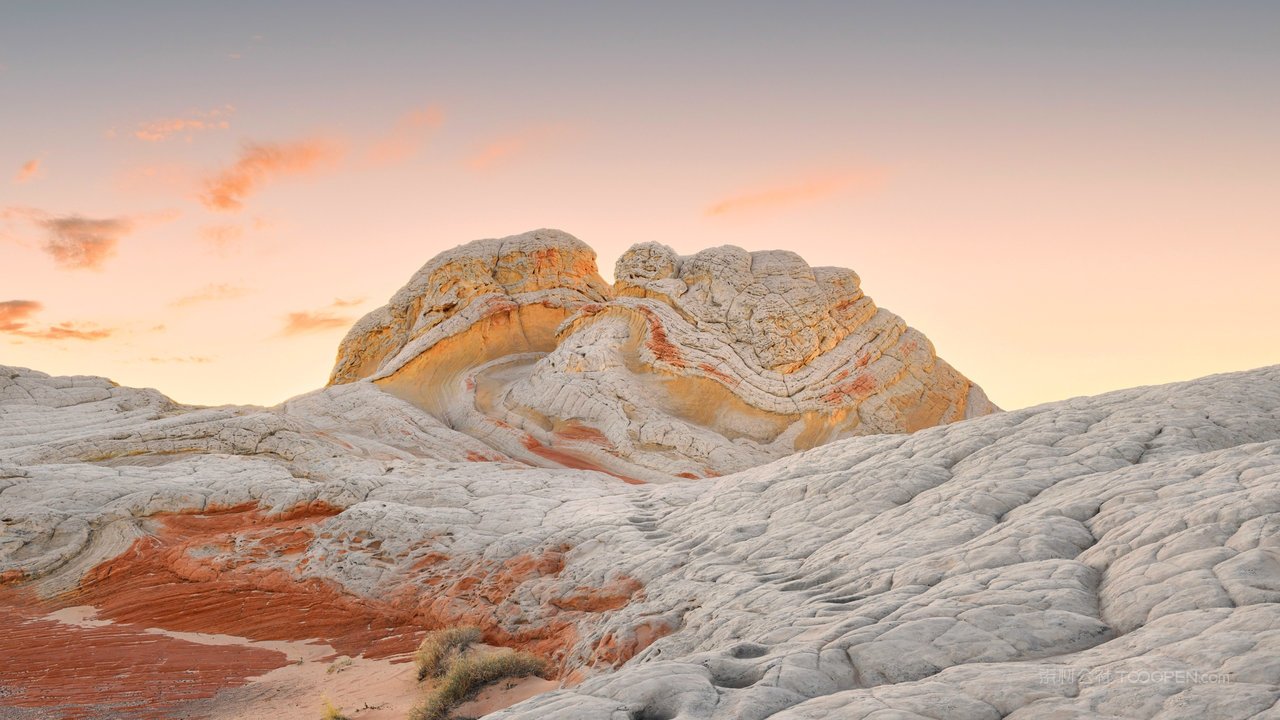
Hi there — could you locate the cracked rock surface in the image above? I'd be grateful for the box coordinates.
[2,231,1277,719]
[3,362,1279,718]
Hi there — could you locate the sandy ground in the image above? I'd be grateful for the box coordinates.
[42,606,564,720]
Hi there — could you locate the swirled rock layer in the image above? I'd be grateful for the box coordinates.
[330,229,997,481]
[3,364,1280,719]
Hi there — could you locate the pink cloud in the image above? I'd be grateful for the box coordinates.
[0,300,42,331]
[40,215,136,270]
[705,170,887,217]
[20,322,115,341]
[281,310,351,335]
[201,138,343,212]
[467,125,568,171]
[133,105,235,142]
[0,302,115,341]
[13,159,42,184]
[367,106,444,165]
[280,298,363,336]
[170,283,250,308]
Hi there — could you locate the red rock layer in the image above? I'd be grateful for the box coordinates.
[63,502,425,661]
[0,589,288,720]
[46,503,654,677]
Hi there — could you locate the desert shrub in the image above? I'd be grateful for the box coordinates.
[408,650,549,720]
[320,696,350,720]
[415,626,483,681]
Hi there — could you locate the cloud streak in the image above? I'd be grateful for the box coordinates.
[144,355,214,364]
[19,323,114,341]
[281,310,352,335]
[170,283,250,308]
[367,106,443,165]
[280,298,362,336]
[134,105,234,142]
[705,170,886,217]
[467,125,567,171]
[0,301,114,341]
[0,300,42,331]
[201,139,343,212]
[13,159,42,184]
[40,215,136,270]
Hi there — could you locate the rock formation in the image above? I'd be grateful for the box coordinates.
[3,363,1280,719]
[3,230,1278,720]
[331,229,997,481]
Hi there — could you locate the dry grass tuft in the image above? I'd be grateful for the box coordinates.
[415,626,483,681]
[320,696,350,720]
[409,650,549,720]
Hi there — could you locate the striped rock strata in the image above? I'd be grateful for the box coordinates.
[3,364,1280,719]
[330,229,997,481]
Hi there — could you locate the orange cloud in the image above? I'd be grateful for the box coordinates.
[705,170,886,217]
[170,283,250,308]
[0,300,42,331]
[281,311,351,336]
[467,125,567,171]
[39,215,136,270]
[280,298,361,336]
[201,139,343,212]
[0,302,114,342]
[134,105,235,142]
[19,322,114,341]
[367,106,444,165]
[14,159,42,184]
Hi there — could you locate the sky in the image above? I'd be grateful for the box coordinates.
[1,1,1277,410]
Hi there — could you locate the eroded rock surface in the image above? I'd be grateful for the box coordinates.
[332,229,997,481]
[3,363,1280,719]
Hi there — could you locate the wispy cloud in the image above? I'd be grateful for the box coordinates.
[367,106,444,165]
[201,138,343,212]
[19,322,114,341]
[2,207,174,269]
[13,159,42,184]
[281,311,351,335]
[40,215,136,270]
[705,170,886,217]
[0,301,115,341]
[143,355,214,363]
[467,124,568,171]
[133,105,234,142]
[0,300,42,331]
[199,223,245,250]
[280,298,362,336]
[170,283,250,308]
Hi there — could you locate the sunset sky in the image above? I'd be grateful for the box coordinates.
[2,1,1277,410]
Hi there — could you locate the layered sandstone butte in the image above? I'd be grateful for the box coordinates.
[330,229,997,481]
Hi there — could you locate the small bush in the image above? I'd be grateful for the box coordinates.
[415,626,483,681]
[408,650,549,720]
[320,696,350,720]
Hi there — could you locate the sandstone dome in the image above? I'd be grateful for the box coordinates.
[329,229,997,481]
